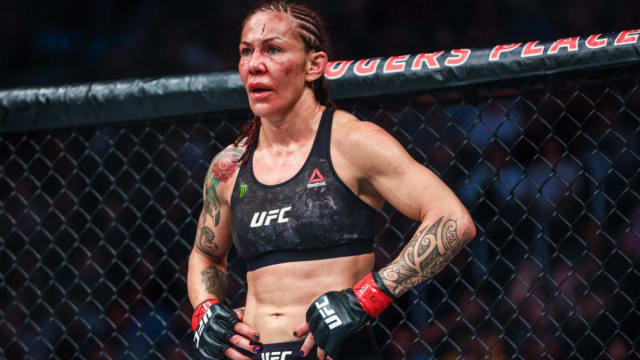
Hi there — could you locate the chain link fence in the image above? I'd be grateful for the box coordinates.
[2,63,640,359]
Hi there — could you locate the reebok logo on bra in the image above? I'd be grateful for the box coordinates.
[307,168,326,188]
[250,206,292,227]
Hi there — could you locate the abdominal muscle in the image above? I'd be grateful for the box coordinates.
[242,253,375,344]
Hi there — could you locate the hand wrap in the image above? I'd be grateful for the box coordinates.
[306,272,395,358]
[192,299,240,360]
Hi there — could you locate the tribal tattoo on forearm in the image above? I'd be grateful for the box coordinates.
[201,265,228,301]
[379,216,467,298]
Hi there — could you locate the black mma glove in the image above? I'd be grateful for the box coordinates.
[306,272,395,358]
[192,299,240,360]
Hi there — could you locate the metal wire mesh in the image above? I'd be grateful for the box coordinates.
[2,66,640,359]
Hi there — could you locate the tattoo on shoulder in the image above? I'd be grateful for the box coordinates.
[201,265,228,301]
[379,216,464,297]
[203,147,245,226]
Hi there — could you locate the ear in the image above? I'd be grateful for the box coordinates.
[305,51,328,83]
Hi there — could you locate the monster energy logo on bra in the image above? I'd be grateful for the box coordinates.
[239,184,248,198]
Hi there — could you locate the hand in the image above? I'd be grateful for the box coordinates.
[192,300,262,360]
[294,273,395,359]
[293,317,334,360]
[303,290,369,359]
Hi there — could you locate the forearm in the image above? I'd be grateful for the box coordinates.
[378,214,476,298]
[187,250,229,308]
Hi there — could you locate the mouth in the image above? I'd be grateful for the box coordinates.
[248,86,273,99]
[251,88,271,93]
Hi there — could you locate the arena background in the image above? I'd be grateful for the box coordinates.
[2,1,640,360]
[2,0,639,89]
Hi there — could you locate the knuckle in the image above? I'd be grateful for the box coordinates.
[317,348,326,359]
[233,322,245,333]
[228,334,241,345]
[224,348,246,360]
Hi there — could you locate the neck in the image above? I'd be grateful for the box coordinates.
[258,92,324,150]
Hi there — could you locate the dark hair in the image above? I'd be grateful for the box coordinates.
[234,0,333,165]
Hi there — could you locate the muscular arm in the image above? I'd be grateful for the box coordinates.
[337,115,476,298]
[297,115,476,359]
[187,146,244,306]
[379,216,474,297]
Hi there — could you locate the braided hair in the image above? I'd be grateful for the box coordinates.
[234,1,332,165]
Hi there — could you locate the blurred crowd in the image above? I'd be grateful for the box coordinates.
[2,0,639,89]
[3,75,639,358]
[368,80,640,359]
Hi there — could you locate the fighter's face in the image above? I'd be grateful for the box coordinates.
[239,11,309,118]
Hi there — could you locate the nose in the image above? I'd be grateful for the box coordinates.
[248,52,266,75]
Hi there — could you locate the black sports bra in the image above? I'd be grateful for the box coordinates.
[230,107,378,271]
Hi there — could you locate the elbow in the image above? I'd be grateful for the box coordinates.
[189,246,227,269]
[459,211,476,245]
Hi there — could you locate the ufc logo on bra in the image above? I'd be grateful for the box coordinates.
[261,351,292,360]
[314,295,343,329]
[250,206,292,228]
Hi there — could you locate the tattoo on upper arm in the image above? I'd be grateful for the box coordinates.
[201,265,228,300]
[204,171,222,226]
[196,146,246,260]
[203,147,244,226]
[380,216,464,297]
[196,225,218,256]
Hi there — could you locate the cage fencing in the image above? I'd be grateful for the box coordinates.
[1,31,640,359]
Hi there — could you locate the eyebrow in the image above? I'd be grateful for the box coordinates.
[239,36,286,46]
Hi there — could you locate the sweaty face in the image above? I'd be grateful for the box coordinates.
[238,11,309,118]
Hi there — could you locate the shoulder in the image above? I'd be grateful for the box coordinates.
[208,143,247,174]
[332,110,392,150]
[204,143,247,199]
[331,109,406,173]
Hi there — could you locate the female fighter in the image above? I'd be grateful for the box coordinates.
[187,2,476,359]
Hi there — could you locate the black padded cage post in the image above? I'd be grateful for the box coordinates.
[2,30,640,359]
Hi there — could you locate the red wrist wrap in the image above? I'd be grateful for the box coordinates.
[352,273,393,318]
[191,299,220,331]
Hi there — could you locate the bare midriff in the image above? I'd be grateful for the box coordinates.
[243,253,375,344]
